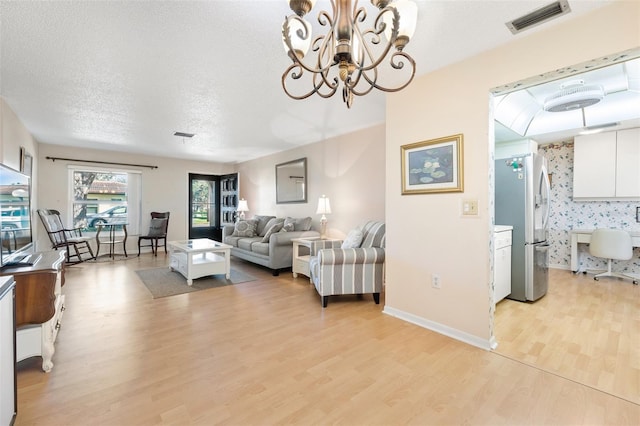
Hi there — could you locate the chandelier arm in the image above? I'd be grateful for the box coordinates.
[283,14,338,76]
[282,64,338,101]
[313,72,340,99]
[355,51,416,94]
[354,7,399,72]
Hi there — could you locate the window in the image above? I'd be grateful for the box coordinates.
[69,167,141,235]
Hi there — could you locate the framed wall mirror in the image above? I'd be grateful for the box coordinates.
[276,158,307,204]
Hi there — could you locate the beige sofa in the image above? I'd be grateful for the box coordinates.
[222,215,319,275]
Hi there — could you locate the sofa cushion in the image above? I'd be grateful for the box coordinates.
[232,220,258,237]
[251,241,270,256]
[224,236,241,247]
[284,216,312,232]
[341,229,364,249]
[237,237,262,251]
[261,222,284,242]
[253,215,276,236]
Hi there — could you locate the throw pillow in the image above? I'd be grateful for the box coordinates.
[281,221,295,232]
[252,215,276,237]
[232,220,258,237]
[261,222,283,243]
[261,217,284,237]
[148,218,167,237]
[341,229,364,249]
[284,216,312,232]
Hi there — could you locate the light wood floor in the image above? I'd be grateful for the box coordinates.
[15,255,640,425]
[495,268,640,405]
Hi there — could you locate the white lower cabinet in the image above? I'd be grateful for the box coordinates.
[494,226,513,303]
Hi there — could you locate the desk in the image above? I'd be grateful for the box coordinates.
[95,222,128,258]
[570,229,640,272]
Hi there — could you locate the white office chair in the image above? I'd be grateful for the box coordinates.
[588,228,638,284]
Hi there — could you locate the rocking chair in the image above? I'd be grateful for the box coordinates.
[37,209,95,264]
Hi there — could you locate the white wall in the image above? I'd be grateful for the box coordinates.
[384,1,640,349]
[236,124,386,238]
[0,99,40,242]
[37,144,234,253]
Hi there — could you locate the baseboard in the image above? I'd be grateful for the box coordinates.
[550,263,569,270]
[382,306,494,351]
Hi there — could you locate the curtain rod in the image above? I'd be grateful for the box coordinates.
[46,156,158,170]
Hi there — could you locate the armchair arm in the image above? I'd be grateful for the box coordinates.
[63,227,86,238]
[309,239,342,256]
[222,225,235,240]
[317,247,385,266]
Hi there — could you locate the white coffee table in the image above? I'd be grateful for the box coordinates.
[168,239,232,285]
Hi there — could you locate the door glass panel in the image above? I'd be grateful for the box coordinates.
[191,179,214,228]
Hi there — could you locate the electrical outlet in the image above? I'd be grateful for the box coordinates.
[432,274,441,289]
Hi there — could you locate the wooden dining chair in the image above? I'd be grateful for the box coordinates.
[137,212,170,256]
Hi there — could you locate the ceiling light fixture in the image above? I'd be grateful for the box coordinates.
[543,80,605,112]
[282,0,418,108]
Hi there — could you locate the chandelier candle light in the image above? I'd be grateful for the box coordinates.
[282,0,418,108]
[237,199,249,221]
[316,195,332,238]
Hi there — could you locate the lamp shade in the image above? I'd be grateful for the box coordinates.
[383,0,418,42]
[316,195,331,215]
[237,199,249,212]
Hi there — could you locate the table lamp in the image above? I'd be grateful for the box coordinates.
[237,199,249,221]
[316,194,331,238]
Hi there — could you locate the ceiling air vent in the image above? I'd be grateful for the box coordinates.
[173,131,195,138]
[506,0,571,34]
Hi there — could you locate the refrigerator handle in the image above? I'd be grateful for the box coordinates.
[541,163,551,231]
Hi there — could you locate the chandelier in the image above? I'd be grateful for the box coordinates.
[282,0,418,108]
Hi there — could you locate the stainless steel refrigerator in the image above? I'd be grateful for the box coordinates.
[495,153,550,302]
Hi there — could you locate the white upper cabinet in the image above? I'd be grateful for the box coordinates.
[615,128,640,197]
[573,128,640,200]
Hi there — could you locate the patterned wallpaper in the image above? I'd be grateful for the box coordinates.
[540,141,640,275]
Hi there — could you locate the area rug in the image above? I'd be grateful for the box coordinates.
[135,267,256,299]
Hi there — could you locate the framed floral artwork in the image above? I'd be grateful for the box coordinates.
[401,134,464,195]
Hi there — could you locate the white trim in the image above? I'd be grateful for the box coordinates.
[382,306,494,351]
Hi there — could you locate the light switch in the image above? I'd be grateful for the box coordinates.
[462,199,478,216]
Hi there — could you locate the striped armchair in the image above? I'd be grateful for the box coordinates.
[309,221,385,307]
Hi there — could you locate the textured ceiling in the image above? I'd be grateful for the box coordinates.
[0,0,612,164]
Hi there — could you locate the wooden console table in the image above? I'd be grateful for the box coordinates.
[0,251,66,372]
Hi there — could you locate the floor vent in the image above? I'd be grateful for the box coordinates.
[506,0,571,34]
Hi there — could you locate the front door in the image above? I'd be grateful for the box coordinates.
[188,173,220,241]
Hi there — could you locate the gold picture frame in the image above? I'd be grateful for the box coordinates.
[401,134,464,195]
